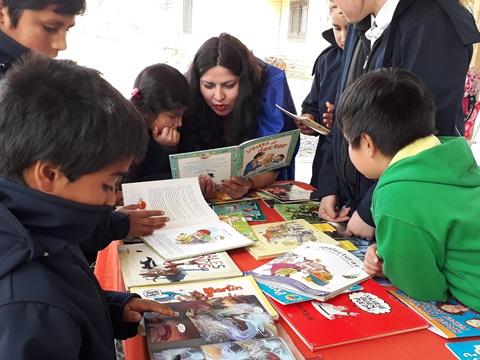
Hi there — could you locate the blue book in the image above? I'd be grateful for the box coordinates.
[446,340,480,359]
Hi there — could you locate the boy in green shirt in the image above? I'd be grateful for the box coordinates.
[336,68,480,312]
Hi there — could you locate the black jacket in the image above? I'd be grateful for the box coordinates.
[301,29,343,187]
[131,137,176,182]
[0,179,139,360]
[316,0,480,225]
[0,30,28,77]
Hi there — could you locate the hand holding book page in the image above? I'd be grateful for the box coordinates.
[122,178,253,261]
[275,104,330,135]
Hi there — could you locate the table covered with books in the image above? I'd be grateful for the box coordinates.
[94,181,480,360]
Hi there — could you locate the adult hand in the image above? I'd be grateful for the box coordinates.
[199,176,217,200]
[118,204,169,237]
[123,297,177,323]
[294,113,316,135]
[322,101,335,129]
[364,243,384,277]
[219,176,252,199]
[152,126,180,147]
[346,211,375,240]
[318,194,350,222]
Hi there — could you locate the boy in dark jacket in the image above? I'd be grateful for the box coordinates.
[0,54,176,359]
[316,0,480,239]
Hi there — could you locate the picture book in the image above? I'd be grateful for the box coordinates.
[212,199,266,222]
[249,241,369,301]
[258,182,312,203]
[446,340,480,360]
[118,243,242,289]
[131,275,278,320]
[247,219,338,260]
[274,202,322,223]
[144,295,277,352]
[275,104,330,135]
[390,290,480,338]
[271,279,429,350]
[313,222,354,240]
[208,191,261,205]
[122,178,253,261]
[169,130,300,181]
[151,337,295,360]
[218,213,258,242]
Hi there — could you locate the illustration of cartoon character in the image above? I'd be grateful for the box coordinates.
[262,222,316,245]
[312,302,359,320]
[243,152,265,176]
[176,229,224,245]
[139,257,209,283]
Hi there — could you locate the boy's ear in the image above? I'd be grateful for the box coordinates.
[359,133,377,158]
[23,161,65,192]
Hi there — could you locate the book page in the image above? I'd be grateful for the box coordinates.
[275,104,330,135]
[122,178,218,229]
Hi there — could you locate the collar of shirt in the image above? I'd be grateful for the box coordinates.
[364,0,400,48]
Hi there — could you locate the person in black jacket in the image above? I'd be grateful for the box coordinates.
[299,4,348,187]
[316,0,480,239]
[0,54,176,360]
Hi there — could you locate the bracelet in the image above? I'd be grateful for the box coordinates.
[246,178,255,190]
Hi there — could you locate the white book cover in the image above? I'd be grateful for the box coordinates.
[122,178,253,260]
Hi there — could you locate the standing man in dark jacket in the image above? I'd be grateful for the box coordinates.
[316,0,480,239]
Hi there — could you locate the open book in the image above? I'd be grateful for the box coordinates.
[122,178,253,261]
[169,130,300,182]
[275,104,330,135]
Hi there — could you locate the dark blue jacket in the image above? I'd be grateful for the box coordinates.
[0,179,140,359]
[316,0,480,225]
[301,29,343,187]
[131,137,177,182]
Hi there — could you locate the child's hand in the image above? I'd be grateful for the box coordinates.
[152,126,180,146]
[118,204,170,237]
[322,101,335,129]
[123,297,178,323]
[295,113,316,135]
[318,194,350,222]
[364,243,384,277]
[199,176,217,200]
[219,177,251,199]
[346,210,375,240]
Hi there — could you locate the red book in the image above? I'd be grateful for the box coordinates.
[271,279,429,350]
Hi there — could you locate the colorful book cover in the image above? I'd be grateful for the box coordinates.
[390,290,480,338]
[169,130,300,181]
[247,219,338,260]
[249,241,369,300]
[274,202,323,223]
[218,213,258,242]
[118,243,242,289]
[213,200,266,221]
[271,279,429,350]
[446,340,480,359]
[145,295,277,352]
[130,275,278,319]
[151,337,295,360]
[258,182,312,203]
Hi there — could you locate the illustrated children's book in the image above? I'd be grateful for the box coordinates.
[213,199,266,222]
[258,182,312,203]
[247,219,338,260]
[390,290,480,339]
[446,340,480,360]
[275,104,330,135]
[274,202,322,223]
[249,241,369,301]
[144,295,277,352]
[118,243,242,289]
[271,279,429,350]
[218,213,258,242]
[151,337,296,360]
[169,130,300,181]
[122,178,253,261]
[130,275,277,319]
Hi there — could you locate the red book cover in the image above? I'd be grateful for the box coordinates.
[271,279,429,350]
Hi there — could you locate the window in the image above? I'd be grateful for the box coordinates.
[183,0,193,33]
[288,0,308,40]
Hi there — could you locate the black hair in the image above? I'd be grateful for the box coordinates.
[131,63,191,126]
[253,152,265,159]
[2,0,86,27]
[0,53,148,182]
[182,33,264,150]
[336,68,437,156]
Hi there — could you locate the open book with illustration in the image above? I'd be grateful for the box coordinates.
[118,243,242,289]
[218,213,258,242]
[144,295,277,353]
[390,290,480,338]
[169,130,300,181]
[249,241,369,301]
[275,104,330,135]
[122,178,253,261]
[247,219,338,260]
